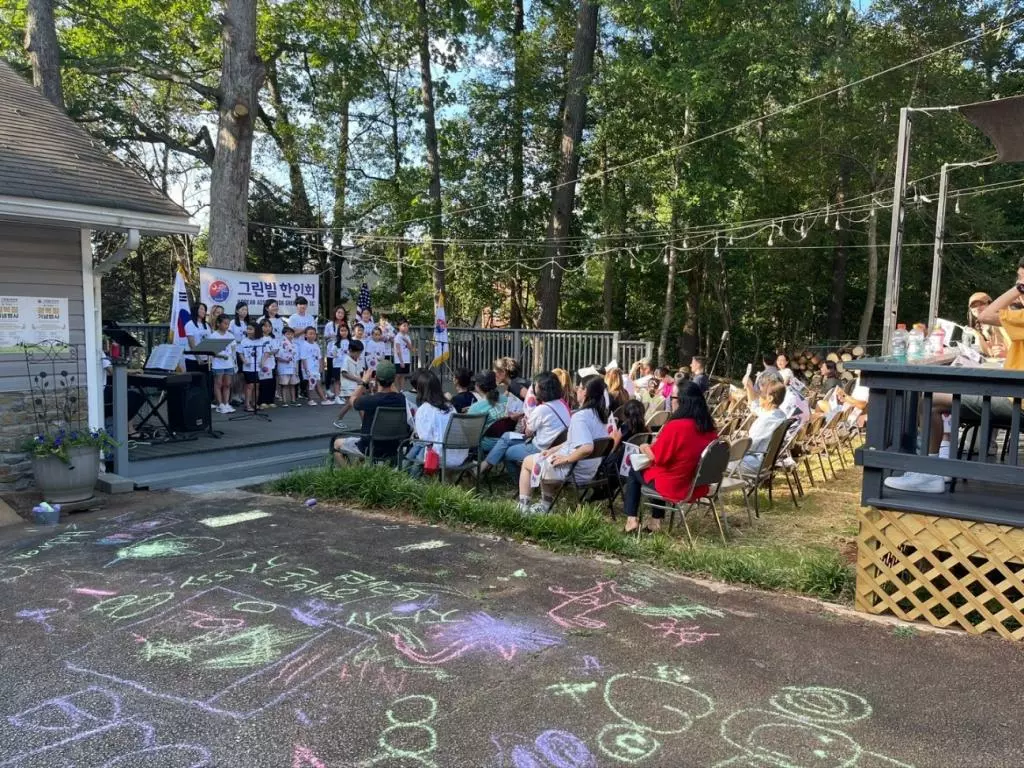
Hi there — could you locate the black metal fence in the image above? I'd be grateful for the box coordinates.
[854,358,1024,526]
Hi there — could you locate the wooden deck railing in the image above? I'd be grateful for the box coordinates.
[853,356,1024,525]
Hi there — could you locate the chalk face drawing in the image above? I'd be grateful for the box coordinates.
[392,612,561,665]
[713,687,913,768]
[547,582,645,630]
[492,730,596,768]
[596,670,715,765]
[65,587,373,720]
[0,686,211,767]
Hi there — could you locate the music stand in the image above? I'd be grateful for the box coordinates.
[103,326,142,352]
[184,338,233,438]
[231,343,272,423]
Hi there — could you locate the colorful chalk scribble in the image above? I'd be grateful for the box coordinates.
[547,581,645,630]
[393,612,561,664]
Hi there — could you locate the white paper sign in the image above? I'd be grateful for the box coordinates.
[199,267,320,318]
[0,296,70,353]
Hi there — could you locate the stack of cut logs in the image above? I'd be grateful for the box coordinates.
[790,345,867,382]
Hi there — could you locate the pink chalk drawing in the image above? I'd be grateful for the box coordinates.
[392,612,561,665]
[292,745,328,767]
[547,582,645,630]
[643,619,720,648]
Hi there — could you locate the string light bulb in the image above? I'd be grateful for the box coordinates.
[824,204,830,224]
[662,250,669,265]
[683,238,689,249]
[799,221,807,239]
[550,263,556,279]
[834,218,841,231]
[728,235,734,245]
[954,195,961,214]
[767,230,774,247]
[714,240,720,258]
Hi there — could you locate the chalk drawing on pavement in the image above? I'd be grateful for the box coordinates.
[547,582,645,630]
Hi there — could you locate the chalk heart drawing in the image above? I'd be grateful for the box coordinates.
[392,612,562,665]
[714,687,914,768]
[491,730,597,768]
[1,686,211,767]
[64,586,373,721]
[596,671,715,765]
[547,582,645,630]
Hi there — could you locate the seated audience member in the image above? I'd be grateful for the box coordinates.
[690,357,710,394]
[967,292,1008,357]
[467,370,515,453]
[518,376,612,515]
[657,367,675,400]
[333,361,406,463]
[480,371,571,478]
[630,359,654,389]
[494,356,530,400]
[607,360,635,397]
[776,352,791,375]
[819,361,842,393]
[552,368,576,410]
[754,353,778,389]
[599,399,648,491]
[637,377,665,416]
[404,369,468,474]
[734,378,789,476]
[777,368,810,427]
[621,382,719,533]
[885,260,1024,494]
[605,367,631,410]
[451,368,477,412]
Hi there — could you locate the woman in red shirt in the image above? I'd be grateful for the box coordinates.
[623,381,718,533]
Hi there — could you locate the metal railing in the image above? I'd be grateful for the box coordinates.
[113,323,649,384]
[853,357,1024,526]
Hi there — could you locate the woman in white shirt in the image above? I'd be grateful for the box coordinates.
[518,376,612,515]
[479,371,570,479]
[183,302,211,374]
[405,369,467,474]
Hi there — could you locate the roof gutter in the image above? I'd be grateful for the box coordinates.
[0,195,199,235]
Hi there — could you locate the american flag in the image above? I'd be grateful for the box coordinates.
[356,282,371,313]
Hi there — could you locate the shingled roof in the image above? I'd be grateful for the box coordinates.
[0,60,191,221]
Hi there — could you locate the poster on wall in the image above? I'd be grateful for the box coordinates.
[0,296,70,354]
[199,268,320,319]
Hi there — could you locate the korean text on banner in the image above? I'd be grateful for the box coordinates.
[199,267,319,318]
[432,291,450,367]
[169,268,191,345]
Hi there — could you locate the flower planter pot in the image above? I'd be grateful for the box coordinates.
[32,446,98,504]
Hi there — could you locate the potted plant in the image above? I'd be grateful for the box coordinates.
[24,428,117,504]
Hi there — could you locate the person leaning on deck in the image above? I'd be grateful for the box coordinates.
[884,259,1024,494]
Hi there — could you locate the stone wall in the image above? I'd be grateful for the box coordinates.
[0,390,37,492]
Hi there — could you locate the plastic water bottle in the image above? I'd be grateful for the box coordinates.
[892,323,909,359]
[928,325,946,356]
[908,324,926,360]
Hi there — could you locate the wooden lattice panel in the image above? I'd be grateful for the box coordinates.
[856,508,1024,640]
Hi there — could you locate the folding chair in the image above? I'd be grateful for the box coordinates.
[549,436,616,508]
[716,436,753,524]
[329,407,410,468]
[729,418,796,518]
[400,412,487,486]
[645,410,669,431]
[637,440,732,547]
[607,432,656,512]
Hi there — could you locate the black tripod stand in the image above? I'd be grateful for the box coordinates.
[231,343,271,422]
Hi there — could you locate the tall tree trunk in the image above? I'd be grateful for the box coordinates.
[538,0,599,328]
[264,57,313,225]
[208,0,265,270]
[679,257,700,362]
[417,0,445,294]
[508,0,526,328]
[330,95,350,307]
[657,242,679,366]
[826,156,854,339]
[858,206,879,344]
[24,0,63,107]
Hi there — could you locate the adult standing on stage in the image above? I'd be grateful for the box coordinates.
[261,299,285,337]
[183,301,211,374]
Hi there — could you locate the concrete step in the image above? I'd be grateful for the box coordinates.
[128,448,327,490]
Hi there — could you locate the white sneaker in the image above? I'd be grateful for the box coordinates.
[308,400,318,406]
[224,404,236,413]
[214,404,226,414]
[334,396,345,405]
[322,400,335,407]
[884,472,945,494]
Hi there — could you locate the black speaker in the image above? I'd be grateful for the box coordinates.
[168,373,209,432]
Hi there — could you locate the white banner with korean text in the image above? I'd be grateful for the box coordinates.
[199,268,320,319]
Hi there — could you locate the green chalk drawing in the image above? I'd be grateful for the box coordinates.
[653,666,691,684]
[92,592,175,621]
[511,569,528,578]
[142,638,196,662]
[546,681,597,705]
[598,724,660,764]
[358,694,440,768]
[630,603,725,620]
[113,535,222,562]
[232,601,278,613]
[768,687,871,725]
[202,625,318,669]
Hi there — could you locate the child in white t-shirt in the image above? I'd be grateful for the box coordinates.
[364,327,387,373]
[237,323,263,412]
[333,339,366,424]
[276,326,299,406]
[287,296,315,335]
[300,326,328,406]
[325,324,350,405]
[358,307,376,337]
[377,313,396,344]
[392,318,414,391]
[257,318,278,408]
[209,315,237,414]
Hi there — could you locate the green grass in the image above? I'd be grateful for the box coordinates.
[271,464,855,601]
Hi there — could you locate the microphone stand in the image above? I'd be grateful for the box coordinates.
[709,332,729,379]
[231,344,271,422]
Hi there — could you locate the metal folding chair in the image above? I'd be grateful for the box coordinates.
[549,436,616,508]
[400,412,487,485]
[329,407,410,468]
[645,410,669,431]
[716,436,753,524]
[637,440,732,547]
